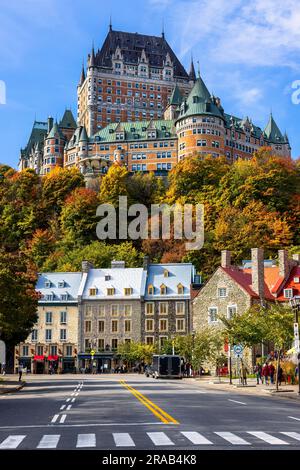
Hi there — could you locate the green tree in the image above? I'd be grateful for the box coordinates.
[99,163,129,206]
[42,167,84,214]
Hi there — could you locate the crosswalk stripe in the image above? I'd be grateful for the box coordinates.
[147,432,174,446]
[215,432,250,445]
[60,414,67,423]
[60,405,66,410]
[0,435,26,449]
[281,432,300,442]
[76,434,96,448]
[181,431,213,445]
[51,414,59,423]
[37,435,60,449]
[247,432,289,445]
[113,433,135,447]
[71,398,76,403]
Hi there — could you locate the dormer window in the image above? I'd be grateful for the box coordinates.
[44,280,51,288]
[163,269,169,278]
[124,288,132,296]
[160,284,167,295]
[58,281,65,288]
[105,275,111,281]
[107,287,115,296]
[89,288,97,296]
[177,284,184,295]
[45,293,54,301]
[61,293,68,301]
[294,277,300,284]
[284,289,293,299]
[148,284,154,295]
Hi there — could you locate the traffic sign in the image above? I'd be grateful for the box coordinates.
[294,323,299,352]
[91,350,96,356]
[233,344,243,354]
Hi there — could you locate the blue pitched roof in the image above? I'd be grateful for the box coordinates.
[145,263,194,299]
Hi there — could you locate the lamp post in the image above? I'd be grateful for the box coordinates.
[290,297,300,396]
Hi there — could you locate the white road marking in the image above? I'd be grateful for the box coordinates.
[67,405,72,411]
[76,433,96,448]
[147,432,174,446]
[71,393,75,396]
[0,435,26,449]
[281,432,300,442]
[51,415,59,423]
[228,399,246,405]
[215,432,250,445]
[181,431,213,445]
[37,434,60,449]
[75,392,79,396]
[71,398,76,403]
[113,433,135,447]
[247,431,289,445]
[288,416,300,422]
[60,414,67,424]
[66,398,71,403]
[60,405,66,410]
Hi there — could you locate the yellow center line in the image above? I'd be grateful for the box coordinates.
[119,380,179,425]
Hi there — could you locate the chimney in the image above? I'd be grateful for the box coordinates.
[292,254,300,264]
[143,256,150,270]
[47,116,53,134]
[251,248,264,300]
[111,260,125,269]
[82,260,94,273]
[221,250,231,268]
[278,249,289,278]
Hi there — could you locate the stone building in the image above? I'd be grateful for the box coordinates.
[15,272,82,374]
[192,248,300,371]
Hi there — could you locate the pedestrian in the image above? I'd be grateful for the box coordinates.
[262,363,270,385]
[254,364,262,385]
[278,366,283,386]
[269,363,275,384]
[2,363,5,376]
[18,363,23,382]
[241,365,248,385]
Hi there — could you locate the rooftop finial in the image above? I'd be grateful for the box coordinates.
[197,60,200,78]
[109,15,112,31]
[162,18,165,39]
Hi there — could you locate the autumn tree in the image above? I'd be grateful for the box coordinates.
[41,167,84,214]
[99,163,129,206]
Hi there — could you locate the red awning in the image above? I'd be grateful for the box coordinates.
[48,355,59,361]
[33,355,44,361]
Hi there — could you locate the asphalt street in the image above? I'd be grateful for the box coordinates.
[1,374,300,449]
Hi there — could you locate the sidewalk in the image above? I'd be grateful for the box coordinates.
[0,377,25,394]
[186,376,300,401]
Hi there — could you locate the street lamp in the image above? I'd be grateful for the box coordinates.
[290,297,300,396]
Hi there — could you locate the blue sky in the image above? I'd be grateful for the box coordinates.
[1,0,300,168]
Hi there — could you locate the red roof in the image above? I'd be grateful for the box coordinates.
[276,266,300,301]
[221,266,277,301]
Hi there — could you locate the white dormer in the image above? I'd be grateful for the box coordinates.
[89,287,97,296]
[58,280,65,288]
[44,280,51,288]
[112,46,124,75]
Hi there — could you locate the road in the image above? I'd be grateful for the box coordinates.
[1,374,300,449]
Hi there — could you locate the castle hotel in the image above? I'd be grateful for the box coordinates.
[19,25,291,178]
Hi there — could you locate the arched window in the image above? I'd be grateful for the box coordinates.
[148,284,154,295]
[177,283,184,295]
[160,284,167,295]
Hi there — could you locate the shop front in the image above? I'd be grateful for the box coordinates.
[33,355,46,374]
[18,357,32,373]
[78,353,115,373]
[62,356,76,373]
[48,355,59,374]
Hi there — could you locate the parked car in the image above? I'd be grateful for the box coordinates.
[150,355,182,379]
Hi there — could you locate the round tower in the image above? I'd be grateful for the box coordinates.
[175,74,225,160]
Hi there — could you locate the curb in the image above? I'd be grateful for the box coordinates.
[0,381,25,395]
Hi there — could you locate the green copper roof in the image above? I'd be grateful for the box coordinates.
[92,119,175,143]
[176,77,224,121]
[169,84,183,106]
[59,109,76,129]
[22,121,48,156]
[263,113,286,144]
[79,126,88,142]
[48,121,64,139]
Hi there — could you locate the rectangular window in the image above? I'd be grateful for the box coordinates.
[112,338,118,350]
[37,345,43,356]
[176,302,185,315]
[159,319,168,332]
[145,336,154,345]
[125,320,131,333]
[124,305,132,316]
[284,289,293,298]
[208,307,218,323]
[85,339,91,351]
[31,329,38,342]
[98,320,105,333]
[218,288,227,298]
[89,288,97,296]
[66,345,72,356]
[98,305,105,316]
[60,311,67,324]
[159,302,168,315]
[227,305,237,319]
[45,329,52,342]
[111,305,119,316]
[60,329,67,341]
[98,338,104,351]
[124,288,132,296]
[146,302,154,315]
[146,319,154,332]
[22,345,29,356]
[176,319,185,332]
[85,320,92,333]
[50,345,57,356]
[159,336,167,349]
[111,320,118,333]
[45,311,52,324]
[107,288,115,296]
